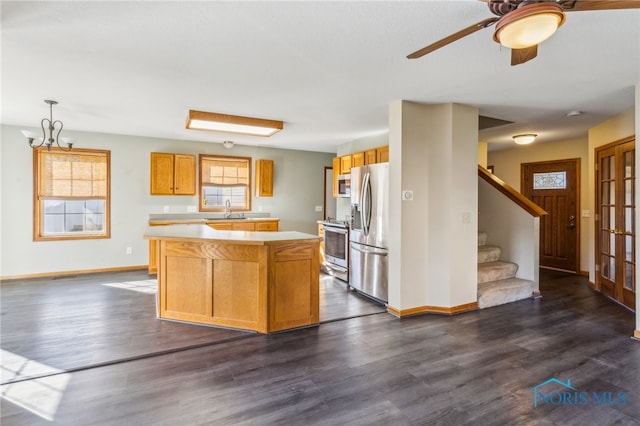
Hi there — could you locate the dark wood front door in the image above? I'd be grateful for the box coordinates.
[596,138,635,310]
[522,159,579,272]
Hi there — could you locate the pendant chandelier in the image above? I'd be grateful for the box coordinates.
[22,100,74,151]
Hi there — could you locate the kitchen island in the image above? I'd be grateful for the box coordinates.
[144,224,320,334]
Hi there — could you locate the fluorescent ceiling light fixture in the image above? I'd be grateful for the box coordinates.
[493,3,566,49]
[513,134,537,145]
[186,110,283,137]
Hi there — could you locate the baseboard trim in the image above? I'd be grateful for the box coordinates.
[634,330,640,340]
[387,302,478,317]
[588,281,599,291]
[0,265,149,282]
[578,270,589,276]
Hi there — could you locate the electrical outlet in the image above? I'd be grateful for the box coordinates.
[126,247,132,255]
[187,205,197,213]
[163,205,169,213]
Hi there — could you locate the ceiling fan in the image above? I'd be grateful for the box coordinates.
[407,0,640,66]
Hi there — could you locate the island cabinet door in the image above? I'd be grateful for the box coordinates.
[268,240,320,332]
[158,240,268,332]
[160,243,214,323]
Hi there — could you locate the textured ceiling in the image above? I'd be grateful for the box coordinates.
[2,1,638,153]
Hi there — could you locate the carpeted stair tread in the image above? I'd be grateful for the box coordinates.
[478,245,501,264]
[477,261,518,284]
[477,277,536,309]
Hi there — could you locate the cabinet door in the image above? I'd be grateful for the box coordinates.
[352,152,365,168]
[173,154,196,195]
[150,153,175,195]
[256,221,278,231]
[364,149,377,165]
[340,155,352,174]
[149,240,158,274]
[232,222,256,231]
[332,157,341,198]
[377,146,389,163]
[318,223,325,266]
[255,159,274,197]
[207,223,232,230]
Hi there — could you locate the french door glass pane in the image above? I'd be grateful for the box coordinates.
[625,208,634,233]
[624,263,633,290]
[624,150,634,178]
[609,182,615,203]
[601,255,609,278]
[625,235,633,262]
[609,233,616,256]
[625,179,634,205]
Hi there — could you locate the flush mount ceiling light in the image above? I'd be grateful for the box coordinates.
[567,110,583,117]
[186,110,283,137]
[223,140,234,149]
[493,3,566,49]
[513,134,537,145]
[22,100,75,151]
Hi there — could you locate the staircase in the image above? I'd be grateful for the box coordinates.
[477,232,536,309]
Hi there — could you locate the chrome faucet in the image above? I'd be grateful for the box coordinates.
[224,199,231,218]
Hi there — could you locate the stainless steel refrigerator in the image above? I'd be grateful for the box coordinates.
[349,162,389,303]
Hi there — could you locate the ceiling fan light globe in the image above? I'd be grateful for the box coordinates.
[493,4,566,49]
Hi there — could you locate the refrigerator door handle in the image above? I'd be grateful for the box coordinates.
[351,245,388,256]
[361,171,371,236]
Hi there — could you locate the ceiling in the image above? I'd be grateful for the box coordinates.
[2,1,638,153]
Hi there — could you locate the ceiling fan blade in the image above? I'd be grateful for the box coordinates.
[407,17,498,59]
[511,45,538,66]
[562,0,640,11]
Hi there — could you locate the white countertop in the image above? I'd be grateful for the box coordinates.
[149,217,279,225]
[144,224,319,244]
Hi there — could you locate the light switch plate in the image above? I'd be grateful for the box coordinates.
[315,205,323,212]
[582,210,590,218]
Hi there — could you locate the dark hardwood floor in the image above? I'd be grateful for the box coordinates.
[1,269,638,425]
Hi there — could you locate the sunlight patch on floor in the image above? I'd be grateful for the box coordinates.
[102,279,157,293]
[0,349,71,421]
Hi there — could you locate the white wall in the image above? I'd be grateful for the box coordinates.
[478,179,539,288]
[388,101,478,311]
[0,125,334,278]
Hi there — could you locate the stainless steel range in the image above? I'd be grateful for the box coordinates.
[322,220,349,282]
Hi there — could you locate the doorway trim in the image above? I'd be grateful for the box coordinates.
[593,135,636,311]
[521,158,581,274]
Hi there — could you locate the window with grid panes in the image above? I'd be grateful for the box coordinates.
[199,154,251,212]
[34,147,110,240]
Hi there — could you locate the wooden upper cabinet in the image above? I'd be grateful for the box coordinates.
[377,146,389,163]
[255,159,274,197]
[364,149,377,165]
[150,152,196,195]
[173,154,196,195]
[340,155,352,174]
[351,152,365,168]
[332,156,341,198]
